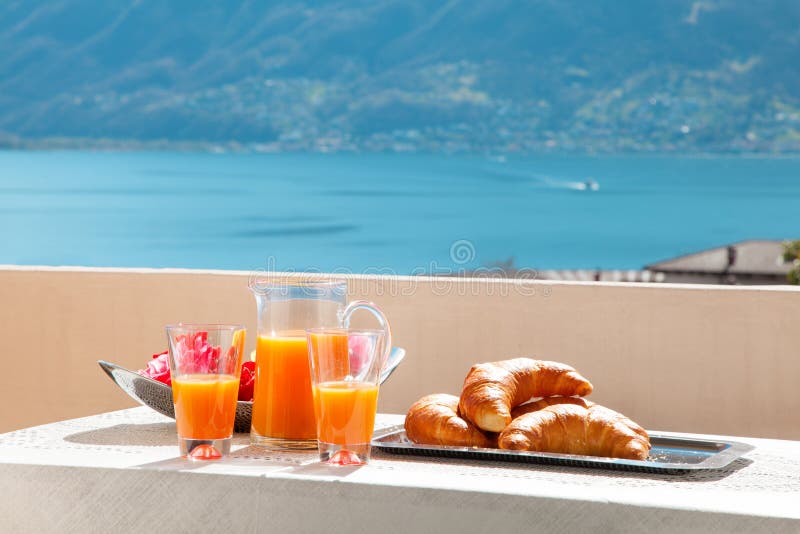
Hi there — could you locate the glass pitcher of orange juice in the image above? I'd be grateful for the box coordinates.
[248,277,389,450]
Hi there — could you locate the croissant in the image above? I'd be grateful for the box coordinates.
[512,397,649,442]
[405,394,495,448]
[459,358,593,432]
[512,395,592,416]
[499,399,651,459]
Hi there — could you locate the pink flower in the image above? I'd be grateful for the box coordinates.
[137,334,253,400]
[138,351,171,386]
[348,334,374,375]
[174,332,221,374]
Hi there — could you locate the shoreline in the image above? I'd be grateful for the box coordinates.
[1,143,799,159]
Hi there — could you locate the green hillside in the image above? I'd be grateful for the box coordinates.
[1,0,798,153]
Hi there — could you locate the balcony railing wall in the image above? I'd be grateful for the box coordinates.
[1,265,797,438]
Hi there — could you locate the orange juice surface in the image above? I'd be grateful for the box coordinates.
[172,374,239,440]
[314,381,379,445]
[251,335,317,440]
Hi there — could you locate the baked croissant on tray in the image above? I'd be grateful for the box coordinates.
[405,394,495,448]
[459,358,593,432]
[404,358,649,460]
[500,397,651,460]
[511,396,650,442]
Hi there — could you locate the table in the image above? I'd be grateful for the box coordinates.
[0,408,798,533]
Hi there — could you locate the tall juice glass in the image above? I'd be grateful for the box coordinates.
[248,277,389,450]
[166,324,246,460]
[307,325,390,465]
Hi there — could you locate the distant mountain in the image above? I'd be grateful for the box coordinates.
[1,0,799,153]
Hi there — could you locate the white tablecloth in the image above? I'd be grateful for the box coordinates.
[0,407,798,533]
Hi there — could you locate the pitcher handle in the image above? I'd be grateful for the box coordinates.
[340,300,393,370]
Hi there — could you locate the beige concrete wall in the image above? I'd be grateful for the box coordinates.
[1,266,799,439]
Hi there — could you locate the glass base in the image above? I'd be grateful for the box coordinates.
[179,437,231,460]
[318,441,370,465]
[250,428,317,450]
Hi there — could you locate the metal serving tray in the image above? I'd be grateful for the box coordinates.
[371,425,754,475]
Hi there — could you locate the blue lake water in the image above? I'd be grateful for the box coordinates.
[1,150,798,274]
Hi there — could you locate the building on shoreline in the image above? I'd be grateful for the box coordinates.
[485,240,794,285]
[643,240,792,285]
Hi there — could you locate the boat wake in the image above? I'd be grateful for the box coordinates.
[482,165,600,191]
[531,172,600,192]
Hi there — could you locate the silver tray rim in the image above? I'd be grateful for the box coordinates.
[371,424,755,472]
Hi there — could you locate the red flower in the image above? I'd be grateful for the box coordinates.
[137,344,255,402]
[138,351,171,386]
[238,361,256,401]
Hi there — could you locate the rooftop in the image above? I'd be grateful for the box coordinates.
[645,240,791,276]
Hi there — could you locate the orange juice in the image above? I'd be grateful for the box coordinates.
[313,381,379,445]
[172,374,239,440]
[251,335,317,440]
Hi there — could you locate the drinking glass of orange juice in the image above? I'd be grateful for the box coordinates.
[166,324,245,460]
[248,277,390,450]
[307,323,391,466]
